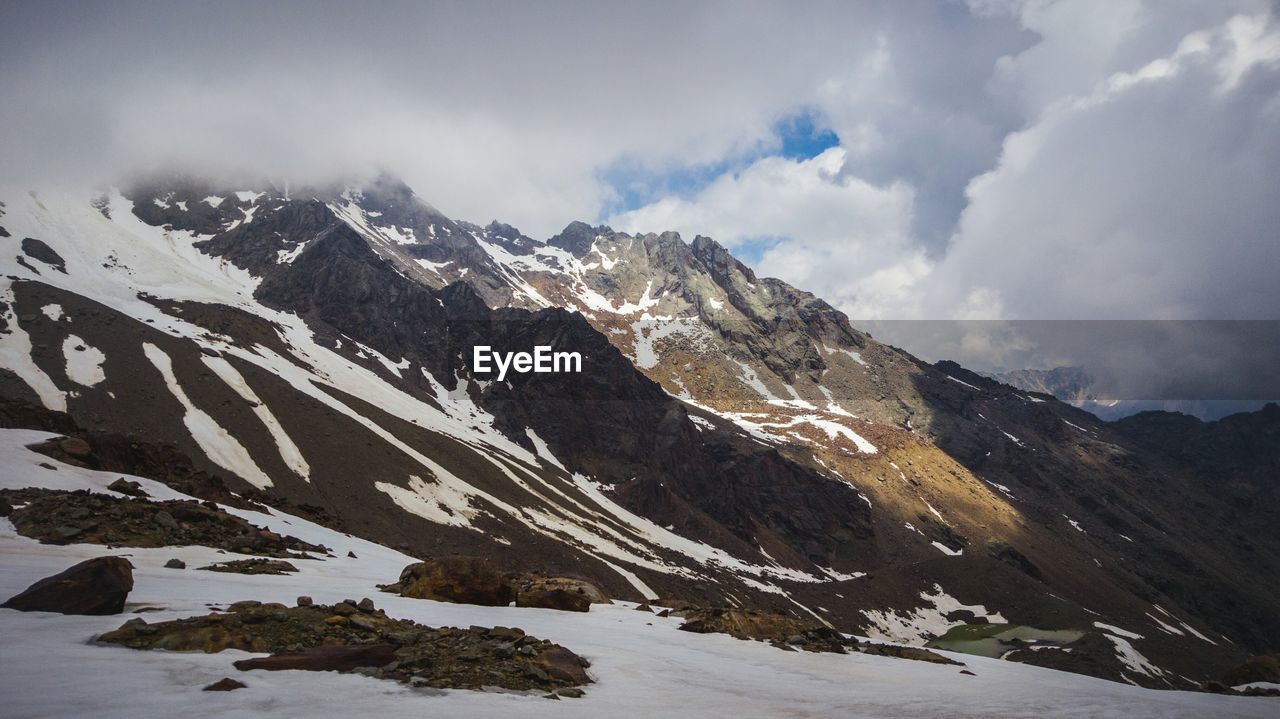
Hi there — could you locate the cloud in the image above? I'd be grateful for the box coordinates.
[2,0,1277,342]
[928,10,1280,320]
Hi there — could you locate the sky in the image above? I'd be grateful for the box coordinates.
[2,0,1278,382]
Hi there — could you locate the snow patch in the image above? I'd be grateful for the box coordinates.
[60,334,106,387]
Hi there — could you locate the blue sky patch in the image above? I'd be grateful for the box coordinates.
[597,108,839,221]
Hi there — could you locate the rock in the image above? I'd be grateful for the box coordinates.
[489,626,525,640]
[54,525,82,540]
[677,608,821,641]
[531,645,592,684]
[0,488,327,557]
[347,551,357,558]
[97,601,592,692]
[0,497,11,516]
[960,669,976,676]
[392,556,514,606]
[203,678,246,691]
[234,644,398,673]
[297,595,313,607]
[635,603,653,612]
[512,575,611,604]
[58,437,93,458]
[656,609,671,618]
[198,559,298,575]
[357,597,375,612]
[556,687,586,698]
[164,558,186,569]
[2,556,133,615]
[200,347,222,357]
[107,478,149,497]
[516,588,591,613]
[38,462,57,471]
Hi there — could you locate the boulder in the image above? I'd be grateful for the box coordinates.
[58,436,92,458]
[234,644,398,673]
[198,559,298,575]
[531,645,592,684]
[164,558,186,569]
[677,608,821,641]
[514,575,611,604]
[391,557,514,606]
[516,588,591,613]
[107,478,148,498]
[2,556,133,615]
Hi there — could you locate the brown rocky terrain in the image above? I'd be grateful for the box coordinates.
[1,488,327,557]
[97,598,592,694]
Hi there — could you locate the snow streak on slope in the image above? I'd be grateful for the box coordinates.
[142,342,274,489]
[201,355,311,481]
[0,281,67,410]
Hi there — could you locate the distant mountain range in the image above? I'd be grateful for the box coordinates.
[986,366,1274,421]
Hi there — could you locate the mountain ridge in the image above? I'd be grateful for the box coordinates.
[1,174,1276,688]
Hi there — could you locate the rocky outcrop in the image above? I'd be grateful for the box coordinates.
[198,559,299,575]
[2,556,134,615]
[0,488,327,557]
[385,557,515,606]
[512,575,611,605]
[515,588,591,613]
[676,606,959,664]
[97,599,591,692]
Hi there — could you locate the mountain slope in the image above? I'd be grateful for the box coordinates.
[3,428,1274,718]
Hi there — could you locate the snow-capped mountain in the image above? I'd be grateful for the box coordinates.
[1,174,1277,690]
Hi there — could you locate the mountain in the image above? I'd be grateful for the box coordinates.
[987,366,1274,421]
[1,174,1277,690]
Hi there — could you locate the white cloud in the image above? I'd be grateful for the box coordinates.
[925,9,1280,320]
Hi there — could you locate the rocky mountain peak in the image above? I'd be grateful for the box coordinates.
[548,220,608,256]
